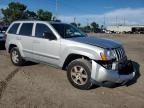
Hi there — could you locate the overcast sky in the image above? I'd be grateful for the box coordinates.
[0,0,144,26]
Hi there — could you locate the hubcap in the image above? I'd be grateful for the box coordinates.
[71,66,88,85]
[12,50,19,63]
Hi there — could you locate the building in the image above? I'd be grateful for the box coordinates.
[107,25,144,33]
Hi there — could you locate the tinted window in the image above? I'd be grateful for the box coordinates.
[51,24,85,38]
[19,23,33,36]
[8,23,20,34]
[35,23,53,38]
[51,24,64,36]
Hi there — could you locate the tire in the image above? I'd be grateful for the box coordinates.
[67,59,93,90]
[10,47,25,66]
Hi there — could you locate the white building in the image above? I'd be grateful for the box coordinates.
[107,25,144,33]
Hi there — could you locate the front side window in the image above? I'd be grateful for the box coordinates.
[19,23,33,36]
[51,23,86,38]
[8,23,20,34]
[35,23,53,38]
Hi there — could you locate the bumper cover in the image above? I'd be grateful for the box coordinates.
[91,60,135,85]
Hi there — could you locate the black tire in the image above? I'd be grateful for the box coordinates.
[10,47,25,66]
[67,59,93,90]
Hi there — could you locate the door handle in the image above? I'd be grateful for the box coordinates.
[16,37,21,40]
[33,40,40,43]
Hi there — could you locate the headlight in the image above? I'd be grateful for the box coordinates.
[100,50,115,61]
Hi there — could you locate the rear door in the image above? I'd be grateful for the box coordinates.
[32,23,60,66]
[6,23,20,50]
[18,23,34,58]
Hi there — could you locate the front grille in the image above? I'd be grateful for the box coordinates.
[112,47,126,61]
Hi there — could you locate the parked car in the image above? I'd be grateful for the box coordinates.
[5,21,136,90]
[0,26,8,43]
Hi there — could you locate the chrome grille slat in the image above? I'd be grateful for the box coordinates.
[119,48,123,59]
[112,47,125,61]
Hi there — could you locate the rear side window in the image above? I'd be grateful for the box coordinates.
[8,23,20,34]
[19,23,33,36]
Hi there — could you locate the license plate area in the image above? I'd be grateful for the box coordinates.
[118,60,134,75]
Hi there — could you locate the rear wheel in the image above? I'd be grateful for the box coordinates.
[10,47,25,66]
[67,59,93,90]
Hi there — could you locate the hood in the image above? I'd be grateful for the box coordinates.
[68,36,121,49]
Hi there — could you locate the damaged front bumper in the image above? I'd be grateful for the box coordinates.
[91,60,136,86]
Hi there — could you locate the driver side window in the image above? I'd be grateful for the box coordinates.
[65,25,81,37]
[35,23,54,38]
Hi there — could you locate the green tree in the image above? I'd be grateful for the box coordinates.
[25,10,37,19]
[77,23,81,28]
[80,25,91,33]
[37,9,52,21]
[90,22,99,32]
[1,2,27,23]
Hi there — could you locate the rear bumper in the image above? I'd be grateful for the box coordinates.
[91,60,136,86]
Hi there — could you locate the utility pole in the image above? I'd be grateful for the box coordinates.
[87,18,89,26]
[56,0,58,19]
[74,17,76,23]
[104,15,106,28]
[124,17,126,25]
[116,16,118,26]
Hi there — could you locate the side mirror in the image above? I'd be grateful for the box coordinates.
[43,31,57,40]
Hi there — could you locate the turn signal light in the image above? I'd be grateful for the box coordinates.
[100,52,107,61]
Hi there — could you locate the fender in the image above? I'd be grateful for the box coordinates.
[8,40,25,57]
[59,48,101,68]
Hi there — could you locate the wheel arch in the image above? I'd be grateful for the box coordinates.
[8,42,25,57]
[62,53,91,70]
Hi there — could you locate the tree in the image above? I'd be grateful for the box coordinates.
[77,23,81,28]
[1,2,27,23]
[25,10,37,19]
[37,9,52,21]
[80,25,91,33]
[90,22,99,32]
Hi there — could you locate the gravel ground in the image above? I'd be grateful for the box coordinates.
[0,34,144,108]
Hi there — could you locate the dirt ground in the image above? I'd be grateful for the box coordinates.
[0,34,144,108]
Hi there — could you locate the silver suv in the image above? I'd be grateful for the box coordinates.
[5,21,135,90]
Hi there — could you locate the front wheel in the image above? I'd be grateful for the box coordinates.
[67,59,93,90]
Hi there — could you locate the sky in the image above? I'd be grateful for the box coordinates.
[0,0,144,26]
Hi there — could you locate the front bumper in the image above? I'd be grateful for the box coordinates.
[91,60,136,86]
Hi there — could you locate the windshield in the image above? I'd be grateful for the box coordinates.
[51,23,86,38]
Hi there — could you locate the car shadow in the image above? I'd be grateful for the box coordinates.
[23,61,38,67]
[91,61,140,90]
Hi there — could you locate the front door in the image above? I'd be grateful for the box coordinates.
[32,23,60,66]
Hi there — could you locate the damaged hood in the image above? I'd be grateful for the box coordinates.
[68,36,121,49]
